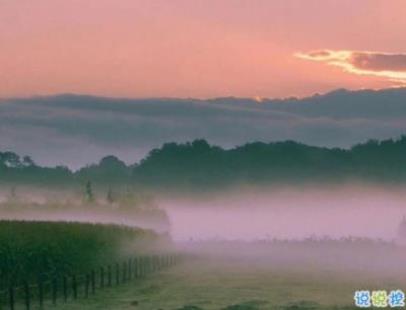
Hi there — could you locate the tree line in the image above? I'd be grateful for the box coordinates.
[2,137,406,190]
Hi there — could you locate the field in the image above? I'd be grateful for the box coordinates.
[52,240,406,310]
[0,220,163,290]
[53,256,400,310]
[1,222,405,309]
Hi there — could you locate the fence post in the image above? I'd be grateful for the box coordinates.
[23,282,30,310]
[158,255,162,270]
[138,257,142,277]
[134,258,138,278]
[100,267,104,289]
[8,286,14,310]
[107,265,111,287]
[52,278,57,305]
[128,259,132,280]
[115,263,120,285]
[148,256,152,273]
[72,275,77,300]
[85,274,89,298]
[157,255,160,270]
[38,279,44,308]
[107,265,112,287]
[142,257,146,276]
[63,276,68,303]
[91,270,95,295]
[122,262,126,282]
[145,256,148,275]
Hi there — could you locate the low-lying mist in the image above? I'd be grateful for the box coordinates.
[2,183,406,243]
[161,184,406,242]
[0,186,170,233]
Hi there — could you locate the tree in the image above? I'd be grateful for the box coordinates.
[84,181,94,203]
[8,186,17,202]
[0,152,22,168]
[106,187,115,204]
[22,156,35,167]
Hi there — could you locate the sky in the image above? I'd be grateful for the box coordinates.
[1,1,406,167]
[1,0,406,99]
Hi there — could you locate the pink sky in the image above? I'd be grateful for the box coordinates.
[1,0,406,98]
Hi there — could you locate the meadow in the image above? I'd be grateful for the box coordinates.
[58,239,406,310]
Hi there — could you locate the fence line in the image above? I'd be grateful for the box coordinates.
[0,253,181,310]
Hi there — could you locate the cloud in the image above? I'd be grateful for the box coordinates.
[2,89,406,168]
[350,53,406,71]
[296,50,406,84]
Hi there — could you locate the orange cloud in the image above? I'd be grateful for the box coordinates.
[296,50,406,84]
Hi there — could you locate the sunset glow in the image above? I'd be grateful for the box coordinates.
[3,3,406,309]
[1,0,406,98]
[296,50,406,84]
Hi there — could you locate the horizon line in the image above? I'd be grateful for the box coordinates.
[2,86,406,104]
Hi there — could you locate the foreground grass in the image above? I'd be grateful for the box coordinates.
[53,255,404,310]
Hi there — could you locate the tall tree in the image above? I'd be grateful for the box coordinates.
[84,181,94,203]
[106,187,115,204]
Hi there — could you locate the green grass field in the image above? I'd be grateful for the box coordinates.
[54,241,406,310]
[52,257,382,310]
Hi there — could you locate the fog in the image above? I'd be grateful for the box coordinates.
[0,186,171,233]
[162,184,406,242]
[2,183,406,243]
[3,183,406,280]
[156,184,406,282]
[0,207,169,233]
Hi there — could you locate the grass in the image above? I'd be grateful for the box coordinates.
[53,258,364,310]
[54,241,406,310]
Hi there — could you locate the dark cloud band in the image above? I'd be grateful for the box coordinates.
[351,52,406,71]
[2,89,406,168]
